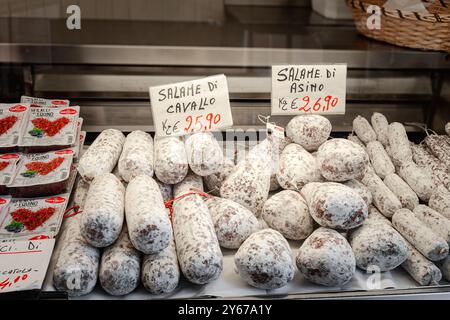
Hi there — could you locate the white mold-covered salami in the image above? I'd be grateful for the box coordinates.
[371,112,389,147]
[402,242,442,286]
[220,140,272,216]
[347,133,366,149]
[78,129,125,182]
[411,143,450,190]
[366,205,392,225]
[234,229,294,289]
[154,136,188,184]
[118,130,154,182]
[362,170,402,218]
[301,182,368,230]
[413,205,450,245]
[342,179,372,206]
[99,226,141,296]
[262,190,313,240]
[53,215,100,297]
[349,220,409,271]
[185,132,223,176]
[71,178,90,212]
[204,157,235,196]
[80,173,125,248]
[392,209,449,261]
[317,138,369,182]
[125,175,172,254]
[276,143,321,191]
[429,186,450,220]
[424,135,450,169]
[285,115,331,151]
[156,179,173,203]
[388,122,412,166]
[366,141,395,179]
[172,173,223,284]
[437,255,450,282]
[206,197,260,249]
[296,228,355,287]
[397,161,434,202]
[353,115,377,144]
[383,173,419,211]
[141,232,180,294]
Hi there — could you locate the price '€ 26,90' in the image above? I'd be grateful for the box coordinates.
[149,74,233,137]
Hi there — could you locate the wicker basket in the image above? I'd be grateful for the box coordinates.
[346,0,450,52]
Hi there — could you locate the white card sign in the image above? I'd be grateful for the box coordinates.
[150,74,233,137]
[271,64,347,115]
[0,238,55,293]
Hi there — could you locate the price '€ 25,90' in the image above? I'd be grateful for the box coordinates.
[149,74,233,137]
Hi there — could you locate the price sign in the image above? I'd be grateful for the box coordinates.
[149,74,233,137]
[0,238,55,293]
[271,64,347,115]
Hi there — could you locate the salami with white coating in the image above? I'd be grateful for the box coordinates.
[154,136,188,185]
[429,186,450,220]
[371,112,389,147]
[388,122,412,166]
[383,173,419,211]
[353,115,377,144]
[204,157,235,196]
[366,141,395,179]
[285,115,331,151]
[185,132,223,176]
[401,242,442,286]
[397,161,434,202]
[342,179,372,206]
[413,205,450,245]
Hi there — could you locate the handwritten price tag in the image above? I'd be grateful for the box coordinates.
[0,238,54,293]
[271,64,347,115]
[149,74,233,137]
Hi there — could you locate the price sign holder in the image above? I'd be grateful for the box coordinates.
[149,74,233,137]
[271,64,347,115]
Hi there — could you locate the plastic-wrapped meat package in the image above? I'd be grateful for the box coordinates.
[0,104,30,153]
[8,149,74,198]
[0,153,20,195]
[20,96,70,108]
[0,193,69,240]
[71,118,84,160]
[19,105,79,153]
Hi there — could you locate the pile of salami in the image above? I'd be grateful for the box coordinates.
[51,111,450,298]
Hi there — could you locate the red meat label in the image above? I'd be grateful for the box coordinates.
[59,108,77,115]
[0,162,9,171]
[45,196,66,204]
[0,154,19,160]
[55,149,73,155]
[51,100,68,106]
[0,198,7,205]
[29,235,50,240]
[9,105,27,112]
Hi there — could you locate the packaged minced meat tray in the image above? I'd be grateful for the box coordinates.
[0,193,69,240]
[0,104,30,153]
[0,153,21,195]
[20,96,70,108]
[7,149,74,198]
[19,105,79,153]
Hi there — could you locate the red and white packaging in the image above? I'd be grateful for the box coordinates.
[0,153,21,195]
[72,118,84,160]
[0,193,69,240]
[0,196,11,220]
[19,105,80,153]
[7,149,74,198]
[0,104,30,153]
[76,131,86,160]
[20,96,70,108]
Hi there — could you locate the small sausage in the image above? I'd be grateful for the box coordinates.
[388,122,412,166]
[80,173,125,248]
[234,229,294,289]
[99,226,141,296]
[118,130,154,182]
[206,196,260,249]
[154,136,188,185]
[262,190,313,240]
[78,129,125,182]
[361,170,402,218]
[342,179,372,206]
[296,227,356,287]
[125,175,172,254]
[204,157,235,196]
[371,112,389,147]
[141,232,180,294]
[349,219,409,272]
[392,209,449,261]
[366,141,395,179]
[300,182,368,230]
[401,242,442,286]
[185,132,223,176]
[413,205,450,245]
[411,143,450,190]
[53,216,100,297]
[276,143,321,191]
[353,115,377,144]
[285,115,331,151]
[316,138,369,182]
[424,135,450,169]
[383,173,419,211]
[397,161,434,202]
[429,186,450,220]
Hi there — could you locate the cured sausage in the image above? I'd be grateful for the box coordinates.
[401,242,442,286]
[353,115,377,144]
[125,175,172,254]
[118,130,154,182]
[366,141,395,179]
[388,122,412,166]
[78,129,125,182]
[411,143,450,190]
[347,133,365,149]
[285,115,331,151]
[424,135,450,169]
[342,179,372,206]
[371,112,389,147]
[204,157,235,196]
[413,205,450,245]
[185,132,223,176]
[397,161,434,202]
[383,173,419,211]
[429,186,450,220]
[80,173,125,247]
[154,136,188,185]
